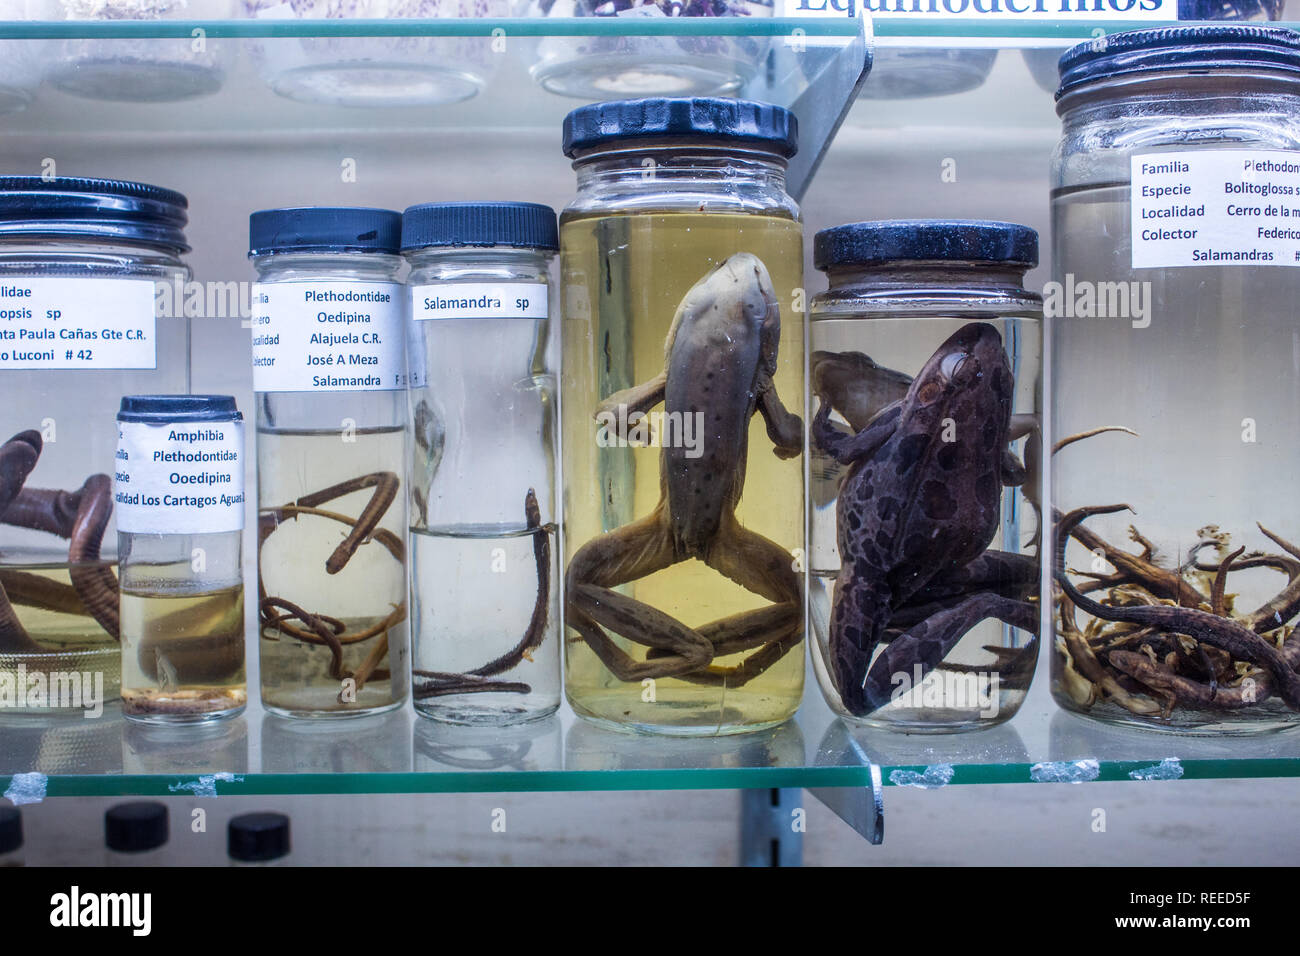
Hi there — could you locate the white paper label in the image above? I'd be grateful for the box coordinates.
[411,282,549,321]
[1131,150,1300,269]
[0,278,157,370]
[114,419,245,535]
[250,280,406,392]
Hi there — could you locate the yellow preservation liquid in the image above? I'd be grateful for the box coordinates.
[561,211,805,735]
[120,584,246,719]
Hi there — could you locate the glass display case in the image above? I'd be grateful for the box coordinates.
[2,9,1299,854]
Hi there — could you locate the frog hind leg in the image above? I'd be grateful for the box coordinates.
[668,512,803,688]
[859,592,1039,714]
[565,502,714,681]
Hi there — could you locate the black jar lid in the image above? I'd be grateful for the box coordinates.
[0,807,21,854]
[562,97,798,159]
[249,207,402,257]
[0,176,189,254]
[401,202,559,252]
[118,394,242,425]
[814,220,1039,271]
[105,801,168,853]
[228,811,291,863]
[1057,24,1300,100]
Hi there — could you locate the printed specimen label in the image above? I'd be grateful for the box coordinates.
[1131,150,1300,269]
[250,281,406,392]
[0,278,157,370]
[115,420,245,535]
[411,282,549,321]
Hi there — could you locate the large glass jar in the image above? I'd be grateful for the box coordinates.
[403,202,561,726]
[1051,25,1300,734]
[520,0,773,99]
[560,97,805,736]
[809,220,1043,732]
[35,0,235,102]
[249,207,410,718]
[240,0,505,107]
[0,176,191,713]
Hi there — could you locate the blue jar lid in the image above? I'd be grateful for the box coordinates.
[0,807,20,855]
[228,812,291,862]
[0,176,189,254]
[814,220,1039,271]
[562,97,798,159]
[249,207,402,256]
[1057,24,1300,100]
[402,202,559,252]
[105,801,168,853]
[118,394,242,424]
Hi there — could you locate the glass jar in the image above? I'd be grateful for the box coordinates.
[1051,25,1300,734]
[249,207,410,719]
[0,176,191,713]
[35,0,235,102]
[115,395,246,723]
[1023,0,1290,95]
[808,220,1042,732]
[240,0,505,107]
[403,202,561,726]
[0,4,43,115]
[560,97,805,736]
[520,0,773,99]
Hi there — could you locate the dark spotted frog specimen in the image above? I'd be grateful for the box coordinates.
[566,252,804,685]
[814,323,1039,715]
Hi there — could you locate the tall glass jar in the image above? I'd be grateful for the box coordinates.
[403,202,561,725]
[0,176,191,713]
[560,97,805,736]
[249,207,410,719]
[1052,25,1300,734]
[808,221,1042,733]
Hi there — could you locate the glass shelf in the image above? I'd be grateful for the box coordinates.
[2,676,1297,800]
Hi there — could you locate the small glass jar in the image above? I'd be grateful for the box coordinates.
[809,221,1042,732]
[1052,26,1300,735]
[35,0,235,102]
[104,800,168,864]
[403,202,561,726]
[0,807,22,867]
[115,395,246,723]
[560,97,805,736]
[240,0,505,107]
[0,177,191,712]
[249,207,410,719]
[520,0,773,99]
[228,811,290,865]
[860,47,997,101]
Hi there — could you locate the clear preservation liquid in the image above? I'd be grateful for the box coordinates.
[410,524,559,723]
[1053,181,1300,733]
[258,425,409,717]
[809,314,1041,731]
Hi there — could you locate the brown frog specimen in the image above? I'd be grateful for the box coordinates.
[565,252,804,685]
